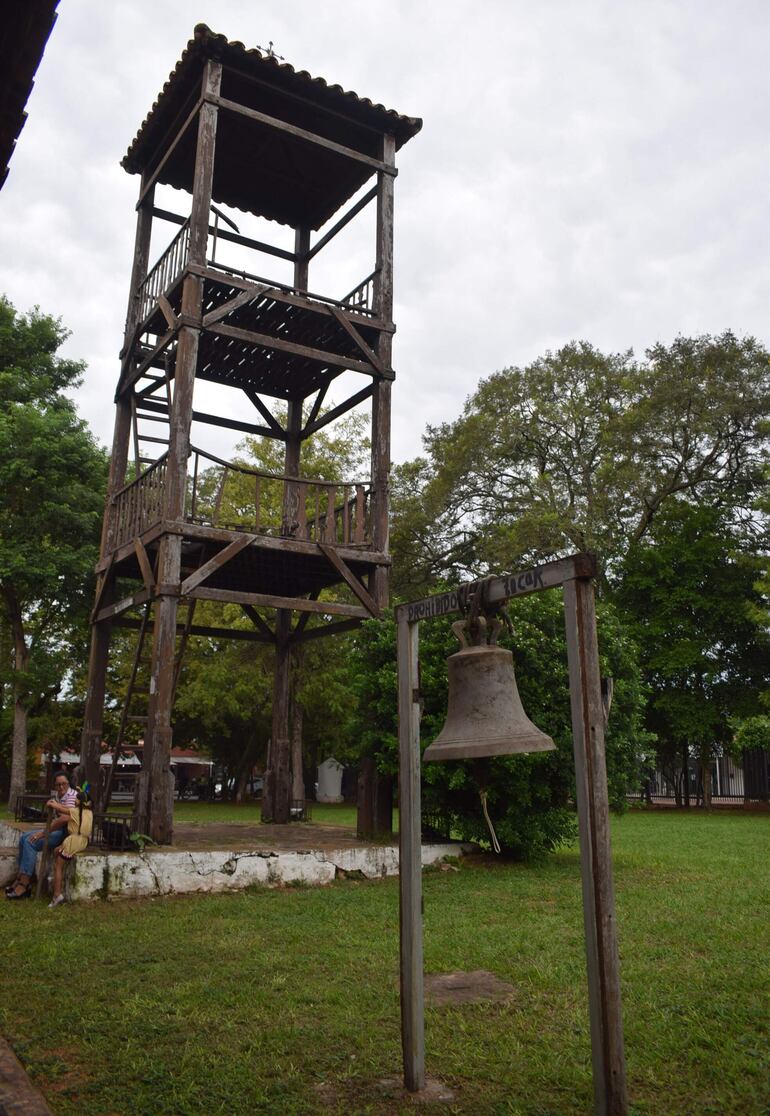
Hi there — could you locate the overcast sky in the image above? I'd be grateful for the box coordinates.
[1,0,768,466]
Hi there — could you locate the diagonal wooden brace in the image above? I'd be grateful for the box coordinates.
[317,542,380,617]
[180,534,255,595]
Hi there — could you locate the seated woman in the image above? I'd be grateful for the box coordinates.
[6,772,79,900]
[49,784,94,909]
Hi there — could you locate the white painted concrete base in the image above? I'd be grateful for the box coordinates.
[0,821,466,902]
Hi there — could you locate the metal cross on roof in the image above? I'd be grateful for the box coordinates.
[256,40,285,60]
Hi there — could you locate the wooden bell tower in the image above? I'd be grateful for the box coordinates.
[79,25,421,843]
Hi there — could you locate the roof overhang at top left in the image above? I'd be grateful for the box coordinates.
[0,0,59,191]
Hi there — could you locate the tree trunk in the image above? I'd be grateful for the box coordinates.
[5,589,29,810]
[234,764,250,804]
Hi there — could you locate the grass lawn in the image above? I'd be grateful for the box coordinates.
[1,810,768,1115]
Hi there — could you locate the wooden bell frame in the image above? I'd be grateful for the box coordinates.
[395,552,629,1116]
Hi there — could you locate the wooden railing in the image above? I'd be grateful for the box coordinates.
[136,219,190,325]
[110,454,168,549]
[341,269,378,313]
[188,447,371,547]
[107,449,371,552]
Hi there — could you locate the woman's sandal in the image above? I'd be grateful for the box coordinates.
[6,886,31,900]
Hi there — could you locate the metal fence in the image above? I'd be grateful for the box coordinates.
[629,747,770,805]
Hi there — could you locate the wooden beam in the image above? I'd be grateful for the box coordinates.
[397,614,426,1091]
[395,554,597,624]
[113,616,274,643]
[292,593,319,638]
[151,206,297,262]
[96,518,390,572]
[117,329,177,399]
[563,575,628,1116]
[208,322,383,378]
[158,293,179,331]
[209,94,398,177]
[307,185,378,260]
[180,534,255,595]
[190,585,370,619]
[95,588,152,623]
[202,287,262,329]
[317,542,380,617]
[134,538,156,592]
[137,96,204,208]
[290,618,363,644]
[138,397,278,441]
[303,383,328,431]
[241,604,275,641]
[187,263,393,333]
[302,384,374,437]
[89,553,115,622]
[243,389,287,437]
[330,306,386,374]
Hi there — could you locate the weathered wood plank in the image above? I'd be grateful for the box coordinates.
[137,96,204,208]
[307,185,378,260]
[241,603,275,641]
[187,263,393,333]
[302,384,374,437]
[134,538,156,591]
[395,554,597,623]
[151,206,297,262]
[397,615,426,1092]
[563,575,628,1116]
[180,534,255,595]
[330,305,386,374]
[202,287,259,329]
[317,543,380,616]
[190,585,370,619]
[208,322,381,377]
[243,389,286,437]
[114,615,274,643]
[370,133,396,611]
[210,93,398,176]
[290,617,363,644]
[95,588,152,623]
[157,293,179,330]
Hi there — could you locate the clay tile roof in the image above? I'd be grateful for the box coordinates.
[122,24,422,229]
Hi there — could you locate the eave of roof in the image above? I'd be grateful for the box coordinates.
[0,0,59,190]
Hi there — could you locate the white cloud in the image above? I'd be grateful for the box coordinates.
[0,0,767,467]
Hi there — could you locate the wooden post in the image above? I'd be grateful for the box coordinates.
[138,60,221,844]
[397,613,425,1092]
[563,576,628,1116]
[263,226,310,825]
[370,134,395,610]
[81,171,155,794]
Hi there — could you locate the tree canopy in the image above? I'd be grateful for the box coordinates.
[399,334,770,587]
[0,297,107,804]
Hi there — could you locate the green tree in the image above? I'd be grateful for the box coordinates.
[616,501,768,806]
[0,297,107,805]
[404,334,769,582]
[349,591,648,859]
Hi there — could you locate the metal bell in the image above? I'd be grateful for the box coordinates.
[423,643,556,762]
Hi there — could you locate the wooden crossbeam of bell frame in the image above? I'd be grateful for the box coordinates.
[394,552,628,1115]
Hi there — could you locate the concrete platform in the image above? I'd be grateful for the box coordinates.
[0,820,466,902]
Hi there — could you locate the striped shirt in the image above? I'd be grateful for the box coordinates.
[57,786,78,808]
